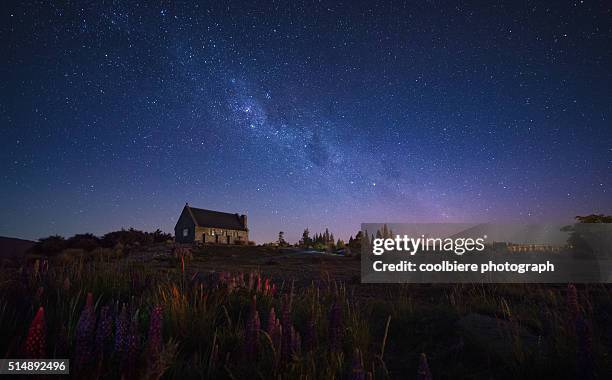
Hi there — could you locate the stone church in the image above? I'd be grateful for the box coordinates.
[174,203,248,244]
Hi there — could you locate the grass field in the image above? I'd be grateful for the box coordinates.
[0,243,610,379]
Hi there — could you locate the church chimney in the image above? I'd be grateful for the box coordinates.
[240,214,247,229]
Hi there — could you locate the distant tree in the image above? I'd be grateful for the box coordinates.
[152,229,172,243]
[34,235,66,255]
[301,228,311,246]
[575,214,612,223]
[349,231,363,253]
[336,239,345,249]
[278,231,286,246]
[66,233,100,252]
[382,224,389,238]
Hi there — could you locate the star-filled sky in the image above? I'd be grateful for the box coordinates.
[1,1,611,243]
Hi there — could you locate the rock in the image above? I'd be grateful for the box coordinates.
[457,313,539,359]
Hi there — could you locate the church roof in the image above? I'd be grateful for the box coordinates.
[185,205,248,231]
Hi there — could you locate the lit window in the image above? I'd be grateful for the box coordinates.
[182,228,188,237]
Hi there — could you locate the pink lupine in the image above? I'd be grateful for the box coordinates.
[74,293,96,370]
[266,307,277,335]
[329,301,343,352]
[417,353,432,380]
[115,303,129,353]
[95,305,114,357]
[148,305,163,356]
[263,278,271,295]
[24,307,46,358]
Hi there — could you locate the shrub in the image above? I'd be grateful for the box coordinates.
[67,233,100,252]
[32,235,66,256]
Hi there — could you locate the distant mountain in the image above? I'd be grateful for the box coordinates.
[0,236,35,257]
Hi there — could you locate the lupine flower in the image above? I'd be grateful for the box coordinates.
[329,301,343,352]
[115,303,129,353]
[303,310,316,352]
[244,296,260,358]
[122,319,140,378]
[417,353,432,380]
[575,315,593,380]
[280,294,293,361]
[350,348,365,380]
[266,307,277,336]
[95,305,114,357]
[24,307,46,358]
[263,278,271,295]
[567,284,579,322]
[148,305,163,356]
[74,293,96,370]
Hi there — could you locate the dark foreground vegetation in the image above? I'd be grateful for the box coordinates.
[0,241,611,380]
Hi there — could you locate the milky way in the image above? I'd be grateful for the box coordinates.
[1,1,611,243]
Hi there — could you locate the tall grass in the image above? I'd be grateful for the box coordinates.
[0,256,610,379]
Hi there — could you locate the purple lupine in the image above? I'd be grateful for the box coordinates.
[148,305,163,356]
[303,309,316,352]
[122,319,140,379]
[575,315,594,380]
[417,353,432,380]
[115,303,129,353]
[74,293,96,370]
[244,296,260,358]
[280,294,293,362]
[350,348,365,380]
[329,301,343,352]
[95,305,114,358]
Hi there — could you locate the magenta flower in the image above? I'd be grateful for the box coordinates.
[24,307,46,358]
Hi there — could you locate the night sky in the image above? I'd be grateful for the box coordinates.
[1,1,611,243]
